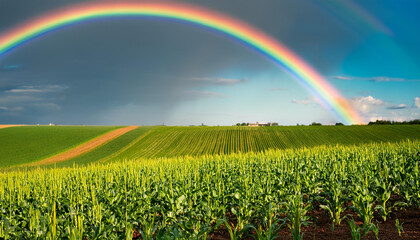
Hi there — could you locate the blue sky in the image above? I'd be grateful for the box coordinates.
[0,0,419,125]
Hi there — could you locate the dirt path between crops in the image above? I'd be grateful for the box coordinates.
[0,125,21,129]
[22,126,138,167]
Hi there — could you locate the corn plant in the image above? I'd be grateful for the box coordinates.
[395,218,404,236]
[347,217,361,240]
[351,187,375,234]
[249,203,286,240]
[282,188,311,240]
[249,217,286,240]
[224,219,253,240]
[319,181,348,230]
[368,223,380,240]
[137,213,158,240]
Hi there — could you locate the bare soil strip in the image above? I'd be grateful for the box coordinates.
[0,125,22,129]
[23,126,138,167]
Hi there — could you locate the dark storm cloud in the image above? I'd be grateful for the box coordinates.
[0,83,66,114]
[0,0,365,124]
[386,104,408,110]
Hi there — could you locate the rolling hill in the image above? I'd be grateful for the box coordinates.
[105,125,420,161]
[2,125,420,168]
[0,125,122,167]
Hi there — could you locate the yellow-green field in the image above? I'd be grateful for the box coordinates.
[107,125,420,160]
[1,125,420,239]
[1,140,419,239]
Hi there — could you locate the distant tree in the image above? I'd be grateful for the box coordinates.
[310,122,322,126]
[335,122,344,126]
[368,120,392,125]
[368,119,420,125]
[241,122,247,126]
[236,123,241,126]
[409,119,420,124]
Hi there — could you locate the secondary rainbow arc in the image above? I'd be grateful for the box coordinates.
[0,2,363,124]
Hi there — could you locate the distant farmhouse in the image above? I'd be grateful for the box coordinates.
[240,122,279,127]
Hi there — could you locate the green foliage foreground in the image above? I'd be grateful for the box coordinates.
[1,140,419,239]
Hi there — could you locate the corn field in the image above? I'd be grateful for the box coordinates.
[106,125,420,160]
[1,140,419,239]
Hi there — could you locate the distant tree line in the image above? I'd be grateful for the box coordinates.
[368,119,420,125]
[236,120,420,126]
[296,123,324,126]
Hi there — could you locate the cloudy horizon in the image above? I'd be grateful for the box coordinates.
[1,0,419,125]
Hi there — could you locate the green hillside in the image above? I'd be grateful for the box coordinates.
[2,125,420,168]
[0,126,121,167]
[53,126,154,167]
[107,125,420,161]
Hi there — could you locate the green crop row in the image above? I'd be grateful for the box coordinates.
[109,125,420,160]
[3,125,419,168]
[1,140,419,239]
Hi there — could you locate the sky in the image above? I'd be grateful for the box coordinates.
[0,0,419,126]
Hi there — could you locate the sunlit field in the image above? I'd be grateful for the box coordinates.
[1,137,419,239]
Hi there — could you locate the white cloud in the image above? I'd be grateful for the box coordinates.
[291,94,413,124]
[190,77,248,86]
[292,97,312,105]
[0,106,23,112]
[415,97,420,108]
[347,96,420,123]
[367,112,416,123]
[348,96,384,114]
[7,89,43,93]
[0,95,41,104]
[331,76,420,82]
[184,90,227,99]
[5,85,67,94]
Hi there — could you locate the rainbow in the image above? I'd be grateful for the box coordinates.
[0,2,362,124]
